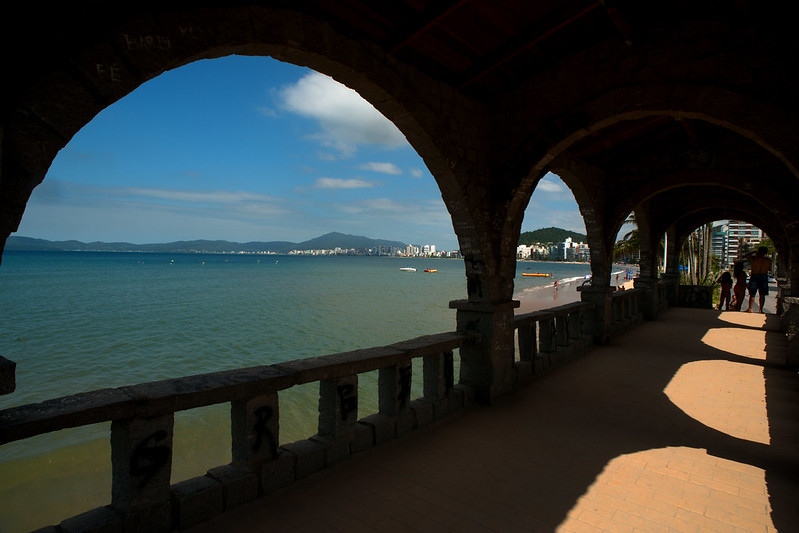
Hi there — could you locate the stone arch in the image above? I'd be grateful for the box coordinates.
[0,5,489,266]
[506,83,799,293]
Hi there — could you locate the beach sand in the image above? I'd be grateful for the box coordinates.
[515,275,635,314]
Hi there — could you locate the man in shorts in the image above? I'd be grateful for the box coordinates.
[746,247,772,313]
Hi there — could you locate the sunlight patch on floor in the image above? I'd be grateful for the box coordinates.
[716,311,768,328]
[702,327,768,360]
[664,360,769,444]
[559,447,773,533]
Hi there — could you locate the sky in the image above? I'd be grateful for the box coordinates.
[15,55,588,251]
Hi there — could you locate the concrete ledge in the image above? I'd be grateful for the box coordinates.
[59,506,120,533]
[281,439,326,479]
[170,475,223,530]
[359,414,395,445]
[515,360,533,386]
[0,355,15,395]
[260,451,295,494]
[396,410,415,436]
[410,399,434,428]
[453,384,475,408]
[207,464,258,510]
[351,421,374,453]
[113,501,170,533]
[310,434,350,466]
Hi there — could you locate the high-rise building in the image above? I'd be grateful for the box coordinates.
[726,220,764,266]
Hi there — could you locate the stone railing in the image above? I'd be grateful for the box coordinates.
[0,332,476,532]
[610,288,644,336]
[513,301,595,383]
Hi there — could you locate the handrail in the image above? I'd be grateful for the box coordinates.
[0,332,470,446]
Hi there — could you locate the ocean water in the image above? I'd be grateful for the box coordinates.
[0,251,592,531]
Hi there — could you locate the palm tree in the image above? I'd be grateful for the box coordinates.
[613,213,639,262]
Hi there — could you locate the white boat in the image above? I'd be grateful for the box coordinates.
[400,267,416,272]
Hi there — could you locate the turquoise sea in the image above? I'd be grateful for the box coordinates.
[0,251,594,532]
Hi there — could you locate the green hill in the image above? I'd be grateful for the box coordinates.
[519,227,587,245]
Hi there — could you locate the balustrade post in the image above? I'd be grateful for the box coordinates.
[231,393,280,466]
[379,363,412,415]
[567,310,582,340]
[318,375,358,441]
[517,320,537,361]
[110,414,174,532]
[379,362,414,435]
[539,318,556,353]
[423,351,454,401]
[555,315,568,347]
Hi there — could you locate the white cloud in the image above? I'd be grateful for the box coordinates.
[277,72,407,156]
[313,178,377,189]
[409,168,424,178]
[536,179,564,193]
[359,162,402,175]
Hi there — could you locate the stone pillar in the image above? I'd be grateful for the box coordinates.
[231,393,279,466]
[579,286,614,344]
[449,299,519,404]
[660,272,680,307]
[781,296,799,369]
[379,362,414,435]
[633,277,660,320]
[379,363,412,416]
[423,351,454,401]
[0,355,15,395]
[318,375,358,441]
[110,414,174,532]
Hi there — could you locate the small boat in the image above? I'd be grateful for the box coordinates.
[424,269,438,273]
[400,267,416,272]
[522,272,550,277]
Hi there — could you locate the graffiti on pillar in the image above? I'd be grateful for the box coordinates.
[336,383,358,421]
[398,365,412,409]
[252,405,277,458]
[130,430,170,488]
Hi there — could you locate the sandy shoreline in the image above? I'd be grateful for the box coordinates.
[515,274,636,314]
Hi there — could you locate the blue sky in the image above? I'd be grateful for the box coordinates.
[15,55,587,251]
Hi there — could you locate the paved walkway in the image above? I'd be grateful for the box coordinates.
[191,307,798,532]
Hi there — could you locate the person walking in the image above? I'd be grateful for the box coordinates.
[716,270,732,310]
[732,261,747,311]
[746,247,772,313]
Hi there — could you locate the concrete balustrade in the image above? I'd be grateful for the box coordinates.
[513,301,595,382]
[0,294,653,532]
[0,332,474,532]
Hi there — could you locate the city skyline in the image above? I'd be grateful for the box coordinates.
[13,55,587,252]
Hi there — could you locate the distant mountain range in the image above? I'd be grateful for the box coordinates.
[5,232,408,254]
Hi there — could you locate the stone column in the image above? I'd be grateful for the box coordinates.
[633,277,660,320]
[579,286,614,344]
[110,414,174,532]
[449,299,519,404]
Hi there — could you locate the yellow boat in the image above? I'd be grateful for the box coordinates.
[424,269,438,273]
[522,272,549,277]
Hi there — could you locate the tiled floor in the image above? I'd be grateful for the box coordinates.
[191,307,798,532]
